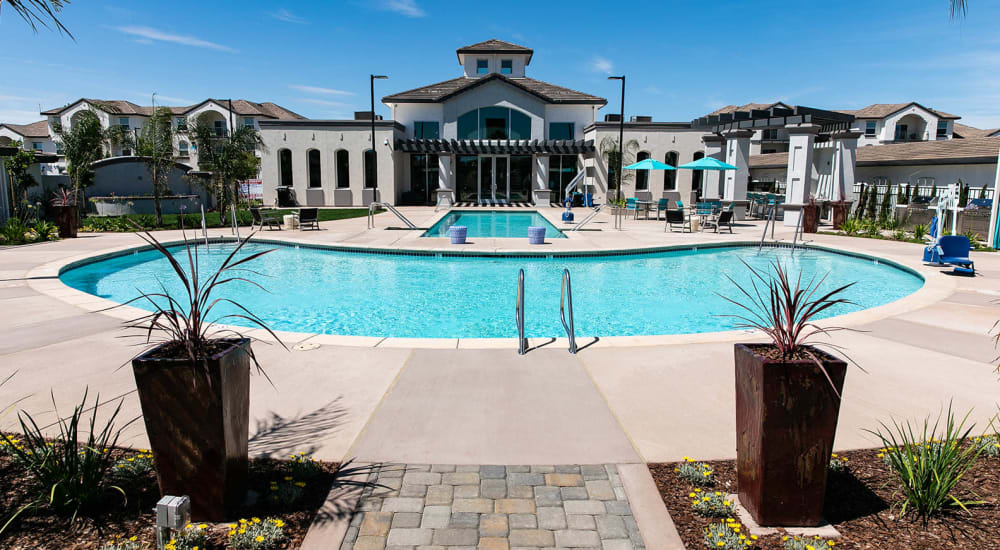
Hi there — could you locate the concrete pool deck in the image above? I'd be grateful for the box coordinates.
[2,207,998,548]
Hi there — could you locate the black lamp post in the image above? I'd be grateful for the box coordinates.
[370,74,388,203]
[608,75,625,203]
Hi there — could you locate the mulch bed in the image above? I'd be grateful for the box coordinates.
[650,448,999,549]
[0,443,341,550]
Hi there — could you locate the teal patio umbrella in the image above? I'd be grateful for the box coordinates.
[624,158,676,171]
[677,156,737,197]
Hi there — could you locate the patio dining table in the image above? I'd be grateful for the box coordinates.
[635,200,656,220]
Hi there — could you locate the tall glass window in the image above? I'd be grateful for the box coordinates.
[457,108,531,140]
[278,149,293,187]
[335,150,350,188]
[635,151,650,191]
[414,121,440,139]
[410,154,439,204]
[364,149,375,188]
[307,149,321,188]
[549,122,574,140]
[456,155,478,202]
[509,155,532,202]
[691,152,704,193]
[501,59,513,74]
[476,59,488,74]
[664,151,679,190]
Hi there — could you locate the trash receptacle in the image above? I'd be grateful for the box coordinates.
[276,186,294,207]
[528,226,546,245]
[449,225,467,244]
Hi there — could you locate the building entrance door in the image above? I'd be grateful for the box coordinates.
[478,156,509,203]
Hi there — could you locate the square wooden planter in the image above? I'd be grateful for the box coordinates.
[734,343,847,526]
[132,339,252,521]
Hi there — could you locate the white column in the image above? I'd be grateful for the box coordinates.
[783,123,820,227]
[533,155,552,207]
[437,155,454,206]
[829,129,861,204]
[723,129,753,220]
[702,134,724,200]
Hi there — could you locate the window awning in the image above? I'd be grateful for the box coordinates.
[394,138,595,155]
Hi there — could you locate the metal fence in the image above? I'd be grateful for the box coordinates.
[851,182,995,202]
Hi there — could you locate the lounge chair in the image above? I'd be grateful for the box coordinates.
[298,208,320,230]
[704,209,734,233]
[934,235,975,275]
[250,207,281,230]
[664,209,692,232]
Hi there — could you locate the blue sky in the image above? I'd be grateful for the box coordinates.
[1,1,998,128]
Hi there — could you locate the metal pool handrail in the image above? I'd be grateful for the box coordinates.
[368,202,417,229]
[516,268,527,355]
[571,204,606,231]
[559,269,578,354]
[758,203,776,252]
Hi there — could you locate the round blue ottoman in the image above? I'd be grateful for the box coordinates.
[528,226,546,245]
[449,225,467,244]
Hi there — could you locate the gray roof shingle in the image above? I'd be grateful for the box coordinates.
[750,136,1000,168]
[456,39,533,63]
[0,120,50,138]
[382,74,606,105]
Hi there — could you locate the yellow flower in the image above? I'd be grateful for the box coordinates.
[284,476,293,481]
[717,543,725,548]
[295,481,307,487]
[238,529,246,534]
[129,536,137,541]
[255,535,265,542]
[828,542,836,547]
[198,523,207,529]
[272,519,285,527]
[689,492,696,498]
[252,517,261,523]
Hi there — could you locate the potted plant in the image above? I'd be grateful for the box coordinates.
[50,188,78,238]
[720,261,855,526]
[122,228,282,520]
[801,195,819,233]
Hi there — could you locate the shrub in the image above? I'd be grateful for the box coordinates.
[867,403,983,522]
[111,449,155,484]
[288,452,323,479]
[861,219,880,238]
[783,534,836,549]
[839,217,861,236]
[98,535,146,550]
[891,229,907,241]
[912,224,928,240]
[227,517,286,549]
[828,453,849,473]
[963,229,980,249]
[164,523,208,550]
[703,518,756,548]
[266,477,306,505]
[0,218,30,244]
[5,390,134,523]
[675,457,715,486]
[976,434,1000,458]
[690,490,734,518]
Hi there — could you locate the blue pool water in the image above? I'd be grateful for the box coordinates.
[60,244,923,339]
[423,211,567,239]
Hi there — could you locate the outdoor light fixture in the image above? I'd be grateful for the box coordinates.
[370,74,388,203]
[156,495,190,550]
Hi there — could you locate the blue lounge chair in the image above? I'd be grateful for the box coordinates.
[936,235,975,275]
[928,216,938,239]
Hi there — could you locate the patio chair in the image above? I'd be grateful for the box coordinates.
[655,198,670,220]
[664,209,692,233]
[704,209,734,233]
[298,208,320,230]
[625,198,639,219]
[935,235,975,275]
[250,207,281,231]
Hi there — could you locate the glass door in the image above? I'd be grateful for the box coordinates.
[479,156,493,204]
[494,157,508,202]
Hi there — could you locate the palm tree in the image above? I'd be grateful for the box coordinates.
[118,106,175,226]
[188,114,264,224]
[950,0,968,19]
[2,0,73,37]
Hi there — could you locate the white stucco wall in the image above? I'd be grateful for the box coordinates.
[460,53,529,78]
[440,79,546,140]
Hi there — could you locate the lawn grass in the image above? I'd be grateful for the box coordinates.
[81,208,373,232]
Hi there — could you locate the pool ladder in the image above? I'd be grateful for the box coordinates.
[368,202,417,229]
[514,268,577,355]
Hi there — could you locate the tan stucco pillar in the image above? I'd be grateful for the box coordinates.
[783,123,821,227]
[829,129,862,204]
[533,155,552,207]
[437,155,455,206]
[702,133,725,200]
[723,129,753,219]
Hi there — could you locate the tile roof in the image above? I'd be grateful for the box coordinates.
[41,98,305,119]
[750,136,1000,168]
[382,74,606,105]
[0,120,50,138]
[706,102,791,116]
[456,39,533,63]
[953,122,999,139]
[838,102,960,120]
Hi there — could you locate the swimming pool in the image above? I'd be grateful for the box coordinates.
[423,210,566,239]
[60,242,923,339]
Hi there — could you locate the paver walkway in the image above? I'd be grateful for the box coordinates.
[343,463,643,550]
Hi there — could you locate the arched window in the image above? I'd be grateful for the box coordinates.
[307,149,321,188]
[456,107,532,140]
[635,151,650,191]
[335,150,350,189]
[691,152,704,193]
[364,149,376,188]
[278,149,293,187]
[664,151,679,190]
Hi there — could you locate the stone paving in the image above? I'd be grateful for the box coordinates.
[341,463,645,550]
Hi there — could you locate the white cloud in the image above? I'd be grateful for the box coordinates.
[270,9,307,24]
[114,26,237,53]
[378,0,425,18]
[289,84,354,96]
[589,56,613,74]
[299,98,354,108]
